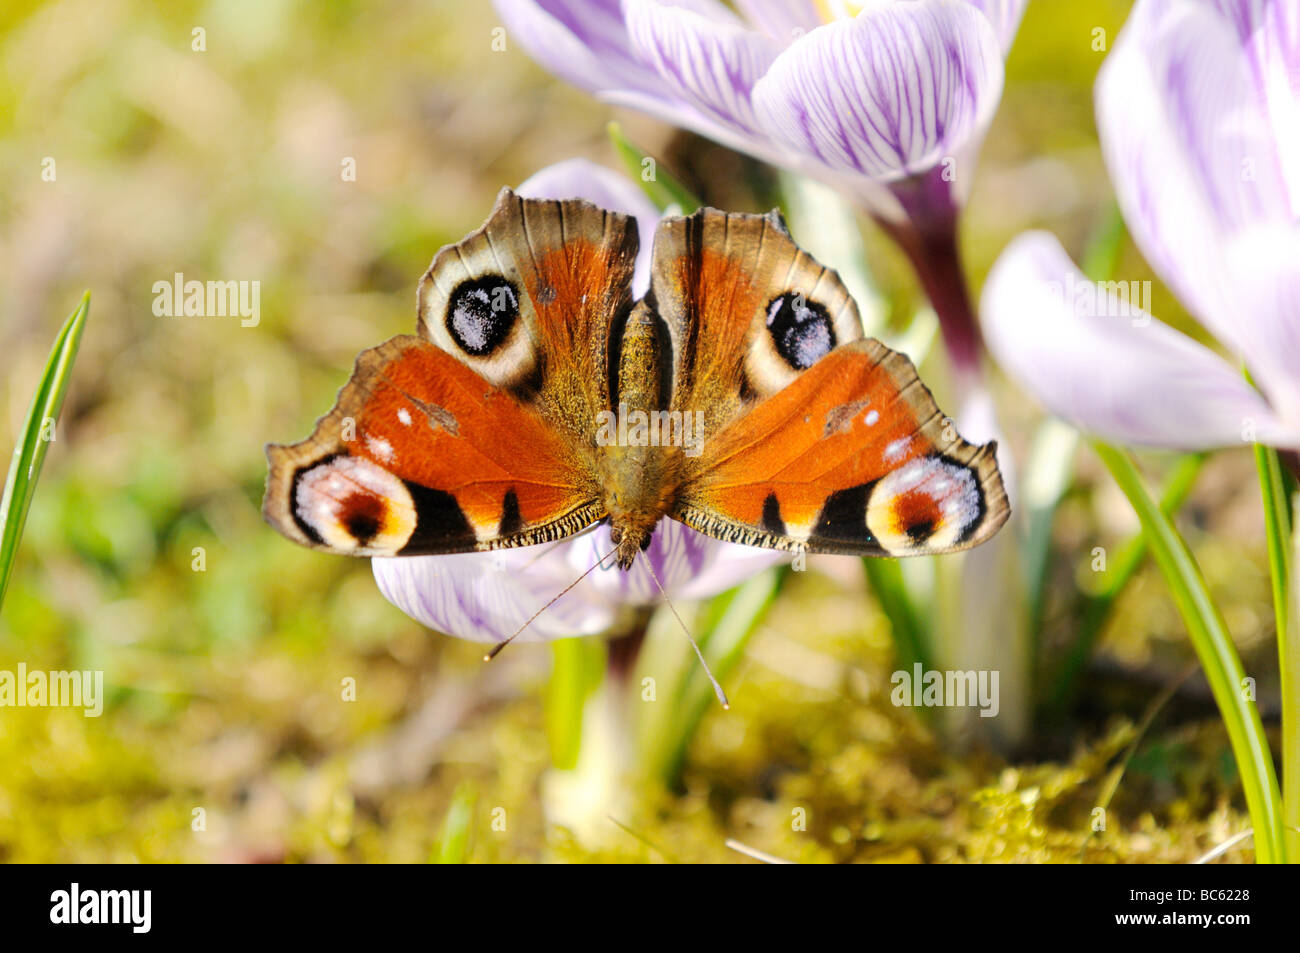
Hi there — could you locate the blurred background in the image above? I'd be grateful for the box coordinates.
[0,0,1277,862]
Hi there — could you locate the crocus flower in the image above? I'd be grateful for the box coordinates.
[982,0,1300,450]
[495,0,1026,380]
[372,159,784,644]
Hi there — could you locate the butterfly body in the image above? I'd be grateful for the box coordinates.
[264,189,1009,576]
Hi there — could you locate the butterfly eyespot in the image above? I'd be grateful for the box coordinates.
[865,455,986,555]
[291,455,416,554]
[765,292,835,370]
[447,275,520,357]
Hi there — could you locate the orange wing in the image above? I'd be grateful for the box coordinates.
[264,336,601,556]
[266,189,642,558]
[675,340,1009,557]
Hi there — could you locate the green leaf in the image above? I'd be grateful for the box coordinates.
[1079,203,1126,283]
[1045,452,1205,713]
[607,121,701,214]
[1092,441,1284,863]
[0,292,90,613]
[863,557,931,675]
[645,568,784,785]
[1021,419,1081,648]
[545,636,603,770]
[1254,441,1291,644]
[1285,498,1300,862]
[432,782,476,863]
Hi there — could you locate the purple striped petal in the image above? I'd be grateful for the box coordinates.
[1096,0,1296,358]
[373,549,618,644]
[1209,0,1300,203]
[373,519,783,644]
[751,0,1004,182]
[517,159,661,296]
[555,519,785,605]
[981,232,1296,450]
[493,0,665,97]
[624,0,782,136]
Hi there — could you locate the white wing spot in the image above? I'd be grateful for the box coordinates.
[397,408,412,426]
[366,434,395,464]
[865,409,879,426]
[884,437,911,462]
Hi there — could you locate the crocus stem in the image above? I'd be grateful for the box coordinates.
[874,171,983,392]
[607,610,652,685]
[1094,441,1285,863]
[1255,445,1291,659]
[1287,503,1300,863]
[900,224,983,386]
[1257,442,1299,859]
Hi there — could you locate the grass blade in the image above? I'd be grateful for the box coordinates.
[863,557,931,674]
[1092,441,1284,863]
[649,567,784,785]
[1022,419,1081,652]
[432,782,476,863]
[0,291,90,612]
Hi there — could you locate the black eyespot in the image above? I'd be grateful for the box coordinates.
[447,275,519,356]
[342,501,384,545]
[765,292,835,369]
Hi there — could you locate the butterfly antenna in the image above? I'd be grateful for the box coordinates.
[637,550,729,710]
[484,546,617,661]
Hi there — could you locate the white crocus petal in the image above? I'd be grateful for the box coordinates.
[1095,0,1294,359]
[734,0,822,41]
[963,0,1029,55]
[517,159,662,296]
[493,0,665,97]
[625,0,782,136]
[373,550,618,644]
[1222,222,1300,430]
[751,0,1004,183]
[1220,0,1300,213]
[981,232,1294,450]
